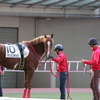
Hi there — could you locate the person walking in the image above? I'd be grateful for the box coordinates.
[49,44,68,100]
[81,38,100,100]
[0,65,4,97]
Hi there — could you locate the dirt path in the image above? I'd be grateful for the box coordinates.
[3,88,92,94]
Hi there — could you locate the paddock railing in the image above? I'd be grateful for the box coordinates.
[4,60,90,73]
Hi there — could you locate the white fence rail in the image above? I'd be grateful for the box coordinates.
[4,61,89,73]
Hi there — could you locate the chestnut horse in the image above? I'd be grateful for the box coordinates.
[0,34,54,98]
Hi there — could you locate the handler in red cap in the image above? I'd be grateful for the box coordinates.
[81,38,100,100]
[49,44,68,99]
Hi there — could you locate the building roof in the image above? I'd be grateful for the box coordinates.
[0,0,100,18]
[0,0,99,9]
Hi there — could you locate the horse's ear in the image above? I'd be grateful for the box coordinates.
[44,34,47,38]
[51,34,53,38]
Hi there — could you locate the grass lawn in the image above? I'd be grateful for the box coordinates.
[4,92,93,100]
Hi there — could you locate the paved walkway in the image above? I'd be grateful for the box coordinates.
[3,88,92,94]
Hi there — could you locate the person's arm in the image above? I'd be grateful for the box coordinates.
[82,52,99,65]
[52,54,63,63]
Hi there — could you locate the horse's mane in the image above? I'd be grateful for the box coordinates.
[22,35,53,46]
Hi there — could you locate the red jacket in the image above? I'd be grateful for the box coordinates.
[52,52,68,72]
[84,46,100,71]
[0,65,3,74]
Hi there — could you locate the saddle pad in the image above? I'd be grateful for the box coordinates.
[5,44,29,58]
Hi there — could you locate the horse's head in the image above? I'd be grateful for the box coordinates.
[44,34,54,59]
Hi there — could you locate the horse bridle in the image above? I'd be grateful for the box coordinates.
[28,39,52,66]
[44,38,53,57]
[39,39,52,66]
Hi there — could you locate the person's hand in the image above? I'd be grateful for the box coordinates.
[0,71,4,75]
[49,55,53,59]
[81,59,86,64]
[57,68,59,72]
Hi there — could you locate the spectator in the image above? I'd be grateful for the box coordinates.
[0,65,4,97]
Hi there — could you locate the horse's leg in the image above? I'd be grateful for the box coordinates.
[27,69,34,98]
[23,71,28,98]
[27,89,31,98]
[23,88,27,98]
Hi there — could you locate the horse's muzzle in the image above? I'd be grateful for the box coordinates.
[46,55,50,59]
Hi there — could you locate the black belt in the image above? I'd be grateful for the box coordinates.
[93,70,100,72]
